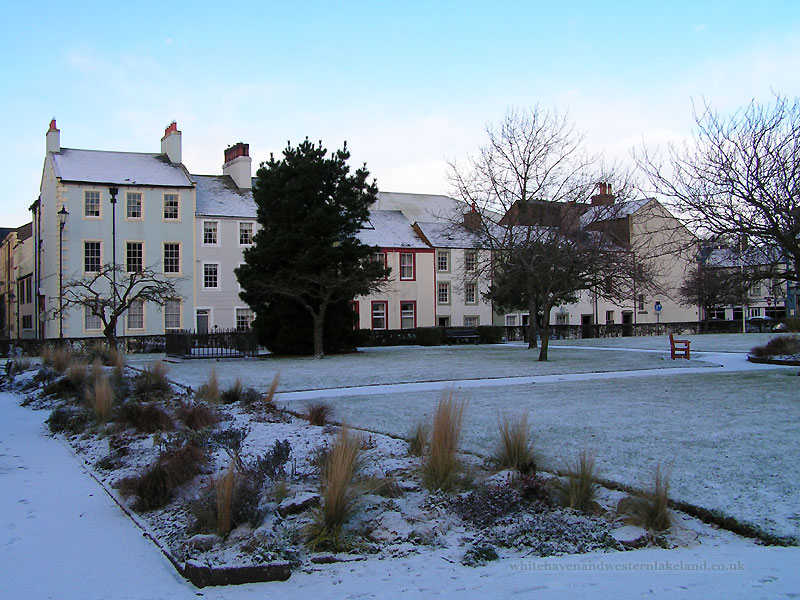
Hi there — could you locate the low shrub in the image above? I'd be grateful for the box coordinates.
[132,362,172,402]
[750,335,800,358]
[211,426,251,455]
[306,402,332,426]
[247,439,292,482]
[461,543,499,567]
[451,484,523,528]
[415,326,444,346]
[118,442,207,511]
[46,406,92,435]
[478,326,504,344]
[359,474,403,498]
[40,344,54,367]
[620,464,673,532]
[196,368,221,404]
[556,450,598,513]
[43,376,82,401]
[10,357,32,374]
[423,389,466,491]
[307,426,363,552]
[220,378,243,404]
[407,421,429,456]
[177,402,220,431]
[492,413,535,474]
[84,341,113,366]
[118,401,175,433]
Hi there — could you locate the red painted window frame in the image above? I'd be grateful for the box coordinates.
[399,300,416,329]
[399,252,415,281]
[350,300,360,329]
[371,300,388,330]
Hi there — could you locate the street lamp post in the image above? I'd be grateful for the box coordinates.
[108,187,119,340]
[57,206,69,338]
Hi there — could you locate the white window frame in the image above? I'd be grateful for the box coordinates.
[83,190,102,219]
[437,281,450,305]
[163,242,181,275]
[127,299,145,330]
[464,250,477,273]
[399,252,415,280]
[84,305,102,331]
[126,191,143,220]
[83,240,102,274]
[505,315,517,327]
[235,307,254,331]
[371,301,387,330]
[203,262,220,290]
[436,249,450,273]
[125,240,144,273]
[164,298,182,330]
[400,301,416,329]
[238,221,254,247]
[464,281,478,305]
[203,220,219,246]
[163,193,180,221]
[463,315,479,327]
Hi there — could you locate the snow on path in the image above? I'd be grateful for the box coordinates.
[276,350,784,402]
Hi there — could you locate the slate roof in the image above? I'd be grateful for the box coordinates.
[579,198,652,226]
[704,245,786,268]
[193,175,256,218]
[358,210,428,249]
[51,149,193,187]
[414,221,486,249]
[375,191,466,223]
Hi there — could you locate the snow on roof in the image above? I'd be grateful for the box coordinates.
[375,191,467,223]
[415,221,486,249]
[579,198,653,226]
[51,149,193,187]
[358,210,428,249]
[194,175,256,217]
[705,245,786,268]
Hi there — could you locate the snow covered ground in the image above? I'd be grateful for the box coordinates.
[2,334,799,598]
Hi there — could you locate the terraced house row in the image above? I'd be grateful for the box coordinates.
[1,121,793,343]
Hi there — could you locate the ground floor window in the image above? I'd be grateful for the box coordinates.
[438,315,450,327]
[463,315,479,327]
[371,301,387,330]
[606,310,614,324]
[708,308,726,320]
[127,300,144,330]
[85,306,102,331]
[437,282,450,304]
[505,315,517,327]
[21,314,33,330]
[236,308,254,331]
[165,299,182,330]
[400,301,416,329]
[556,313,569,325]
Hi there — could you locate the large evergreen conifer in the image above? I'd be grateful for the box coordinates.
[236,139,388,358]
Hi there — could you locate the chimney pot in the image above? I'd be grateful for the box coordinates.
[49,119,57,131]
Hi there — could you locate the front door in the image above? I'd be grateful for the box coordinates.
[196,309,209,333]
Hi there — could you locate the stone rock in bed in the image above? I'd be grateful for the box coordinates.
[610,525,649,548]
[277,492,321,517]
[187,533,221,551]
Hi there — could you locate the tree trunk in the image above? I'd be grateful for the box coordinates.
[538,301,551,361]
[527,296,539,349]
[311,303,328,359]
[103,319,118,350]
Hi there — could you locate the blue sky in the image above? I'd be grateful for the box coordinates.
[1,0,799,226]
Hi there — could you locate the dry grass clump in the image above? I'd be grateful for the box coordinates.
[306,402,333,426]
[52,346,72,373]
[264,372,280,406]
[40,345,54,366]
[423,389,466,491]
[215,459,236,535]
[133,362,172,401]
[119,401,175,433]
[621,464,673,531]
[492,413,535,474]
[557,449,598,512]
[66,361,88,389]
[196,368,221,404]
[307,426,363,551]
[86,375,114,424]
[118,442,207,511]
[407,421,429,456]
[177,401,220,430]
[10,357,32,374]
[220,377,243,404]
[109,347,125,379]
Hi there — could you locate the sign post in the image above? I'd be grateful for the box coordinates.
[654,301,662,335]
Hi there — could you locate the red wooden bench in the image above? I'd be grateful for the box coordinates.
[669,333,691,360]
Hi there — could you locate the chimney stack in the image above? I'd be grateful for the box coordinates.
[161,121,182,164]
[463,207,481,231]
[46,119,60,153]
[222,142,252,189]
[590,181,615,206]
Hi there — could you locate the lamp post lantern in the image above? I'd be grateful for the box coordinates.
[57,205,69,338]
[108,186,119,339]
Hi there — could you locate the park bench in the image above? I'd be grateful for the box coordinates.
[445,327,480,345]
[669,333,691,360]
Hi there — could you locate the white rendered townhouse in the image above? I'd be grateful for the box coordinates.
[193,142,258,332]
[32,120,195,340]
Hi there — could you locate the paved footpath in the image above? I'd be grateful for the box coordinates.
[277,349,789,402]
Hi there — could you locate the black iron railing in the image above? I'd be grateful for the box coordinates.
[165,328,259,359]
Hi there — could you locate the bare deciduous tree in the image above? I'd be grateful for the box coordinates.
[450,107,653,361]
[61,264,182,349]
[636,95,800,286]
